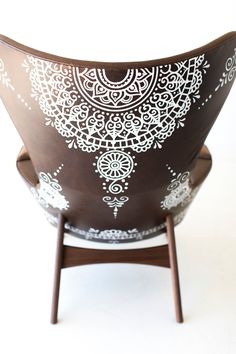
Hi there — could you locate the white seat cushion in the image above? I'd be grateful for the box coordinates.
[63,231,168,250]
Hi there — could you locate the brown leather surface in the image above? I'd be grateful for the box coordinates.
[190,145,212,187]
[0,33,235,243]
[16,147,38,187]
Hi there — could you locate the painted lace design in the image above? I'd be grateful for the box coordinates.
[25,55,208,216]
[0,58,15,91]
[102,195,129,218]
[215,48,236,91]
[161,165,194,210]
[75,67,158,111]
[45,211,186,243]
[0,58,32,110]
[31,165,69,211]
[199,48,236,109]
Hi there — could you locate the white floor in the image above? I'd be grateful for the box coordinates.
[0,159,235,354]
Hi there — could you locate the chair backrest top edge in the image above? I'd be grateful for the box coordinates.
[0,32,236,69]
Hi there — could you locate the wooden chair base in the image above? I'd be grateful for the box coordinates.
[50,214,183,324]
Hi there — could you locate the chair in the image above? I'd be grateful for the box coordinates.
[0,32,235,324]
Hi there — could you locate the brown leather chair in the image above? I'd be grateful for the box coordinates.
[0,32,235,324]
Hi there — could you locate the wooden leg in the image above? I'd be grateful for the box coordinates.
[166,214,184,323]
[50,214,65,324]
[50,213,183,323]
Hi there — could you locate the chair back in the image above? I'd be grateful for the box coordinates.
[0,33,236,243]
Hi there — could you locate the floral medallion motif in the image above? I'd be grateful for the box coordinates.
[97,150,134,180]
[24,54,209,217]
[0,57,32,110]
[94,150,136,200]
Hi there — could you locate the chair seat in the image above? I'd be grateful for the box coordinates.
[63,229,168,249]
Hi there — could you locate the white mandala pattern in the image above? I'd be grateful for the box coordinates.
[94,150,136,199]
[25,55,207,152]
[31,171,69,211]
[25,54,208,216]
[97,150,134,180]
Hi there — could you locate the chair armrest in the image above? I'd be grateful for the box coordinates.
[16,146,39,187]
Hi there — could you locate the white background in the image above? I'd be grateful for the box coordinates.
[0,1,236,353]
